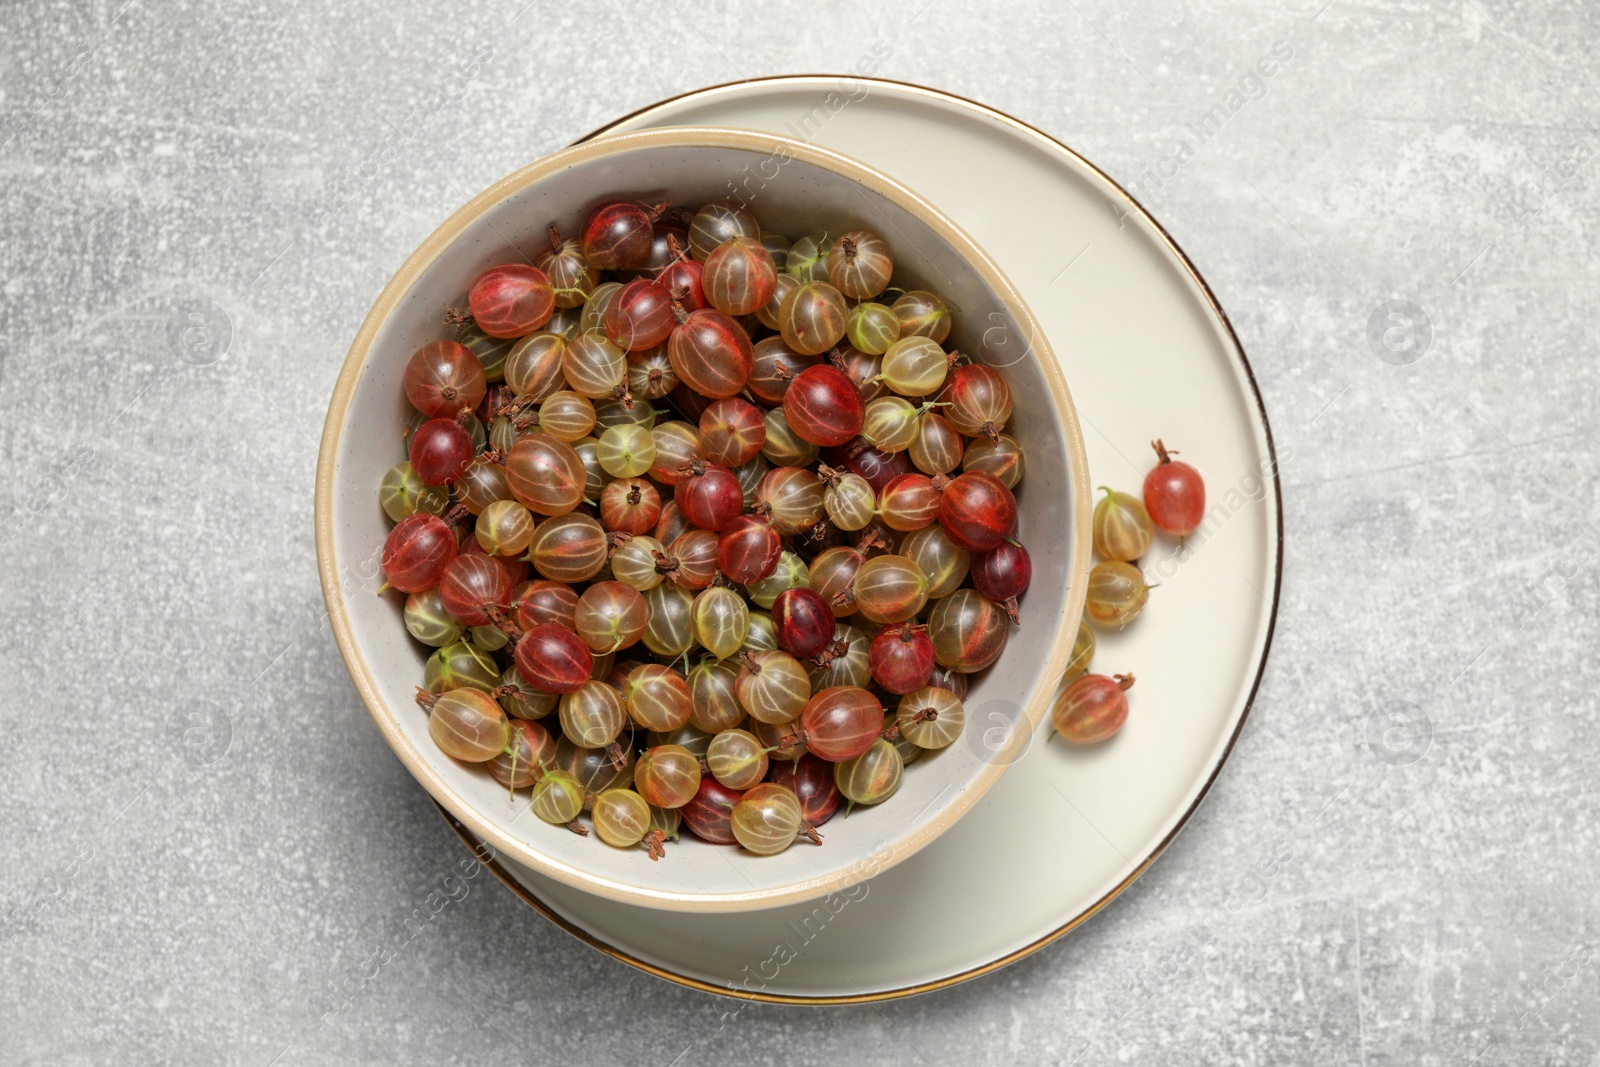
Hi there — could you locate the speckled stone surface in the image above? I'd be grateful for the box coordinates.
[3,1,1597,1063]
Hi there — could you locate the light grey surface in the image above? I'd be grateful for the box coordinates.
[2,1,1596,1063]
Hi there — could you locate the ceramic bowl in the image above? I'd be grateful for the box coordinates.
[315,126,1091,912]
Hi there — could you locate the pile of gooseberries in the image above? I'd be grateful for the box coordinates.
[1052,439,1206,746]
[380,196,1036,860]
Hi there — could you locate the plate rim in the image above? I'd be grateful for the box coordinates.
[440,73,1285,1004]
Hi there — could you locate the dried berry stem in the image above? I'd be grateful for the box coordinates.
[483,603,523,639]
[856,528,888,553]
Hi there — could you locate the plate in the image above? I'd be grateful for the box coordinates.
[441,76,1282,1002]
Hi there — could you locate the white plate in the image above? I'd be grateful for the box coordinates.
[443,77,1283,1002]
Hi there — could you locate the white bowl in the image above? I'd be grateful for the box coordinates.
[315,126,1091,912]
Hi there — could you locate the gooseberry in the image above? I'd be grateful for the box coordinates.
[937,470,1017,551]
[1143,439,1206,536]
[467,263,554,338]
[1085,561,1149,629]
[1052,672,1134,744]
[783,365,864,447]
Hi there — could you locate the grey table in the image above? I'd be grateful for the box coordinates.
[3,1,1595,1063]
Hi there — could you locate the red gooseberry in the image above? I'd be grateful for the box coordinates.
[467,263,555,338]
[699,398,766,467]
[408,417,475,486]
[381,513,457,593]
[513,622,593,694]
[970,541,1032,623]
[786,686,883,763]
[404,340,485,418]
[770,587,834,659]
[716,513,781,584]
[514,579,579,630]
[937,470,1017,551]
[703,236,778,317]
[783,365,864,447]
[673,459,744,532]
[681,777,744,844]
[668,309,753,399]
[657,251,707,312]
[767,754,841,827]
[868,623,936,695]
[940,363,1013,439]
[599,477,661,535]
[438,554,513,626]
[604,278,675,351]
[1143,439,1206,536]
[877,472,942,532]
[581,201,656,270]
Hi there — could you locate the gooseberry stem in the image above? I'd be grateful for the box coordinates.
[856,528,888,553]
[812,638,850,665]
[882,706,936,741]
[483,603,523,639]
[497,392,537,421]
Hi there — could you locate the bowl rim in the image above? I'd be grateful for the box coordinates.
[314,125,1093,912]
